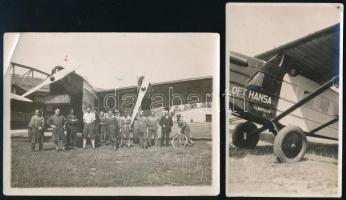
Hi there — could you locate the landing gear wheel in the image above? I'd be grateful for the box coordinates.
[274,125,307,163]
[172,133,188,149]
[232,122,259,149]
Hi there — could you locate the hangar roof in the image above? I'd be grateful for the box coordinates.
[256,23,340,85]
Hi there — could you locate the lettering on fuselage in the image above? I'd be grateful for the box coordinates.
[231,86,272,105]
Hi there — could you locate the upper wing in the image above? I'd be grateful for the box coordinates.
[22,67,78,97]
[256,23,340,85]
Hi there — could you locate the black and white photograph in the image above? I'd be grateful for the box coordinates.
[3,33,219,195]
[226,3,342,197]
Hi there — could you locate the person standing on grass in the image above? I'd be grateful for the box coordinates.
[134,111,148,149]
[66,108,79,149]
[146,111,159,147]
[176,113,194,146]
[159,111,173,147]
[120,111,132,147]
[83,106,96,149]
[28,109,45,151]
[105,110,115,145]
[108,110,120,150]
[99,111,107,145]
[47,108,67,151]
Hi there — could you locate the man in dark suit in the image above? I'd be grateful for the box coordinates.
[159,111,173,147]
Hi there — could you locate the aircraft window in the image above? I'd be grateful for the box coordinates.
[303,91,313,107]
[319,97,329,113]
[248,72,264,87]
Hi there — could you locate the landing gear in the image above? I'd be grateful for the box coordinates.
[273,125,307,163]
[232,122,260,149]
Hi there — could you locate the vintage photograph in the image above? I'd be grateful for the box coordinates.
[3,33,219,195]
[226,3,342,197]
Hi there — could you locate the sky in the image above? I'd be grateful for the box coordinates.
[227,3,342,56]
[9,33,218,89]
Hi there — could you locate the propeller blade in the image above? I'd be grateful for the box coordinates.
[130,76,150,125]
[11,93,33,102]
[22,67,77,97]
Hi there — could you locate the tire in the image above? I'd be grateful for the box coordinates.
[273,125,307,163]
[172,134,188,149]
[232,122,259,149]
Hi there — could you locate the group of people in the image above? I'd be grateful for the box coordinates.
[28,106,193,152]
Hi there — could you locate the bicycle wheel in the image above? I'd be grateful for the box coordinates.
[172,134,188,149]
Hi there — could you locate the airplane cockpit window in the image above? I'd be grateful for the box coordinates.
[247,72,264,88]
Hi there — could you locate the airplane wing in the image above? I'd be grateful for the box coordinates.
[256,23,340,86]
[130,76,150,125]
[22,67,78,97]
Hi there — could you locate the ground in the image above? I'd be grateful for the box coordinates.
[229,129,339,196]
[11,123,212,187]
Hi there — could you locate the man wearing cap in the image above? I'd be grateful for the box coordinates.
[47,108,67,151]
[146,111,159,147]
[83,106,96,149]
[66,108,79,149]
[134,111,148,149]
[176,113,194,146]
[28,109,45,151]
[159,111,173,147]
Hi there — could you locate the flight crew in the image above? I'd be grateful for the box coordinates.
[176,114,194,146]
[159,111,173,147]
[146,111,159,146]
[28,109,45,151]
[108,110,121,150]
[66,108,79,149]
[134,111,148,149]
[83,106,96,149]
[120,111,132,147]
[47,108,67,151]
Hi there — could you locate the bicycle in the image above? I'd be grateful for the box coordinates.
[171,129,188,149]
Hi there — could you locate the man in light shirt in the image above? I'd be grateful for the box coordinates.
[83,106,96,149]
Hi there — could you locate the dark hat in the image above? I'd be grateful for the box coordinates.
[176,114,181,118]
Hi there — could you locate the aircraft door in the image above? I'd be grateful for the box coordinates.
[244,64,283,120]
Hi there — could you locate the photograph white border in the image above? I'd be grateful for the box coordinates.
[225,3,343,197]
[3,33,220,196]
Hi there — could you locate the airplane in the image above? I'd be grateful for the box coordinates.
[229,23,340,163]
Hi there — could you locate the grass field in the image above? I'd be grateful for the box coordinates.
[229,130,339,196]
[11,123,212,188]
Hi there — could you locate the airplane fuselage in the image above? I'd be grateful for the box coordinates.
[229,52,338,139]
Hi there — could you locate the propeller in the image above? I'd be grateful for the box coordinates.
[22,66,78,97]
